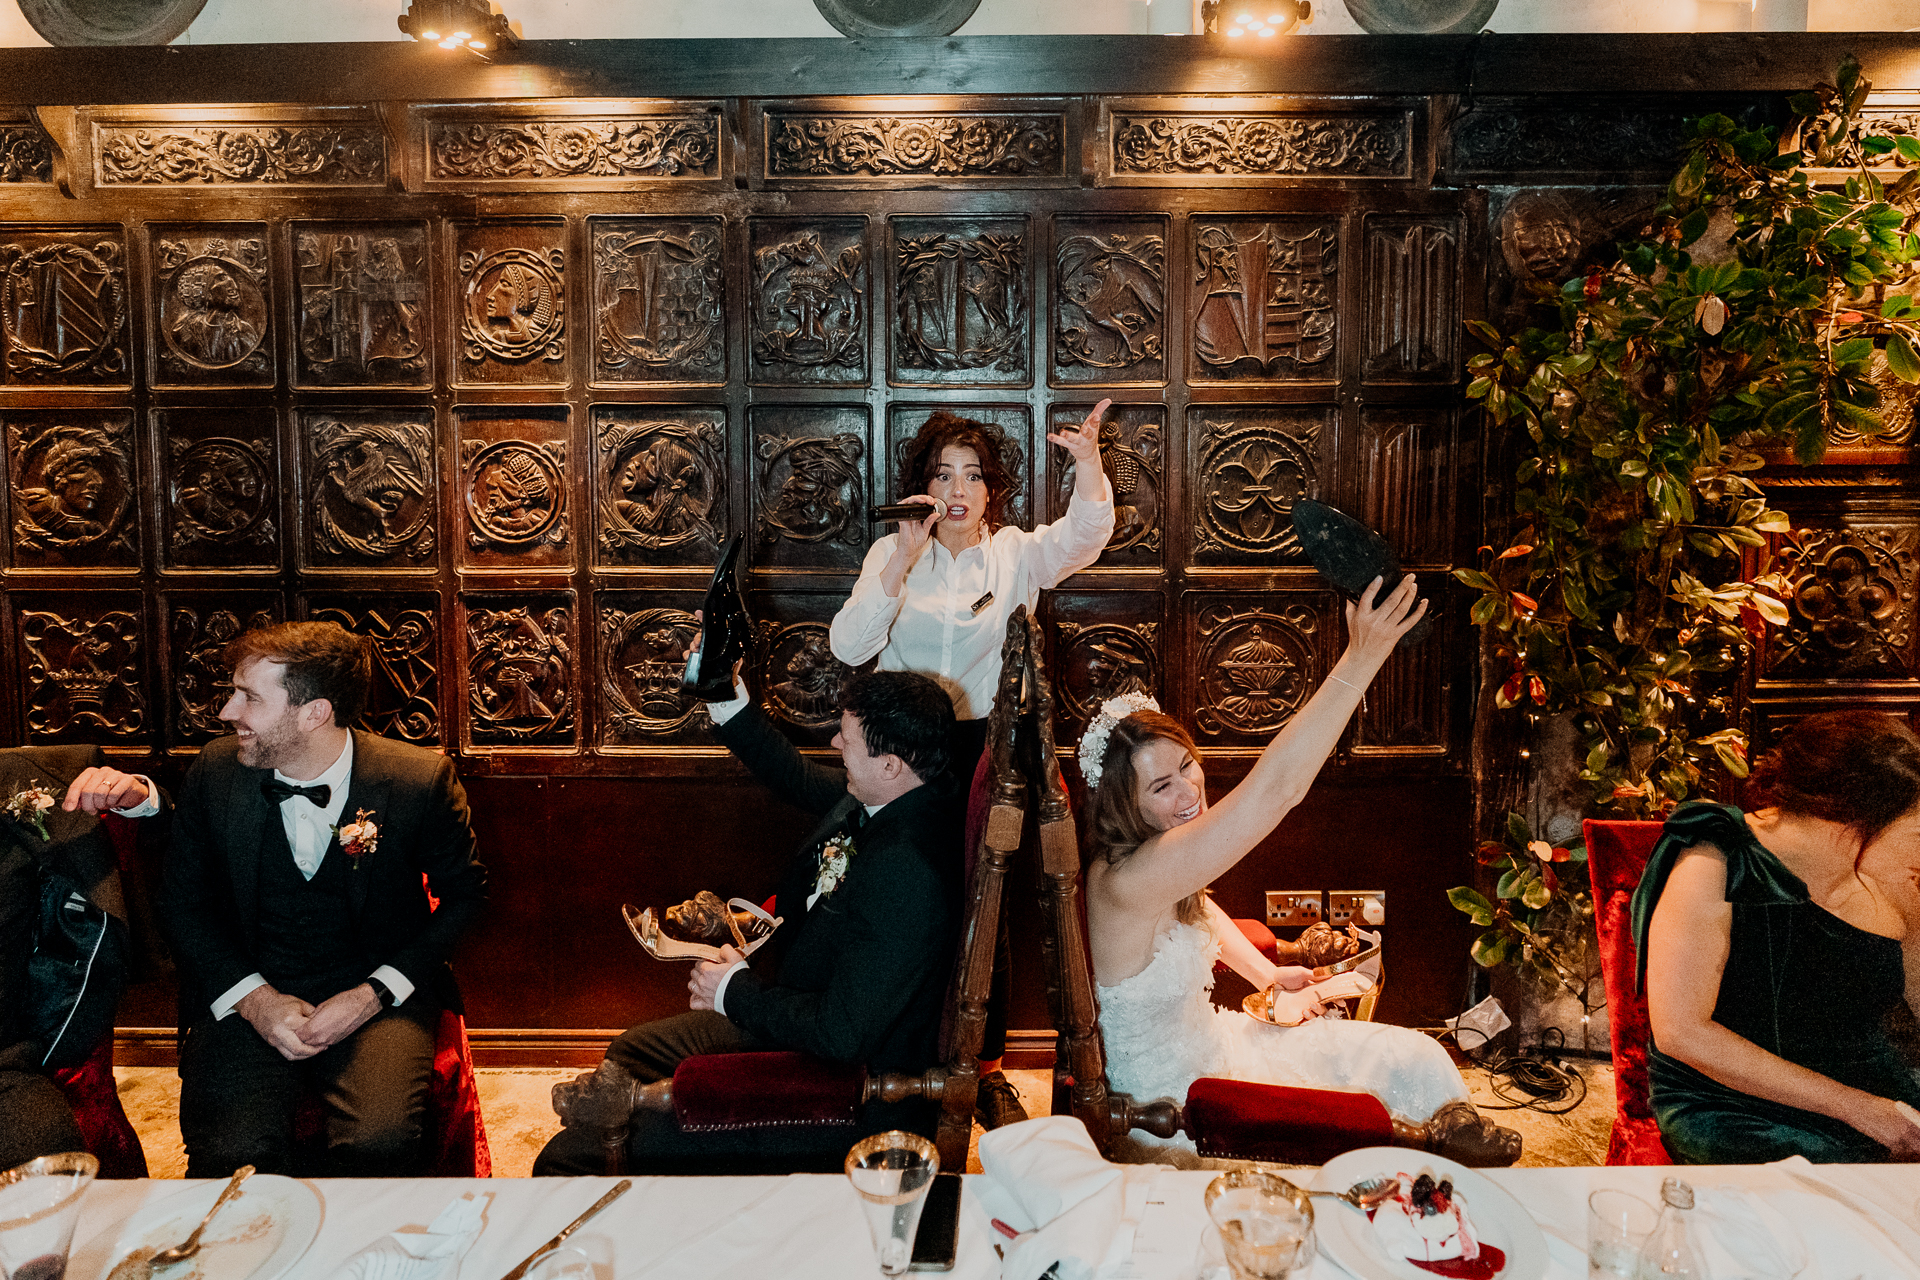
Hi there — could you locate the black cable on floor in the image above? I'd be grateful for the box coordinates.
[1462,1026,1590,1115]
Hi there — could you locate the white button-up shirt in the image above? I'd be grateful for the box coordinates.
[829,487,1115,720]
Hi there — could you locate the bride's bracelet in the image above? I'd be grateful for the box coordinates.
[1326,673,1367,709]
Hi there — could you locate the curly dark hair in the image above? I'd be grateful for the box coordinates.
[1744,710,1920,865]
[897,410,1016,529]
[224,621,372,730]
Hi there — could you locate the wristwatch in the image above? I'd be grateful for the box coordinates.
[366,976,397,1010]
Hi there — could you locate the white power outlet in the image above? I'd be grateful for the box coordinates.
[1329,890,1385,927]
[1265,891,1324,927]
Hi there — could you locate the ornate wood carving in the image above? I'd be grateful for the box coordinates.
[7,412,137,567]
[1052,220,1165,384]
[1353,622,1451,758]
[1364,219,1457,381]
[456,223,567,385]
[599,603,706,745]
[464,596,576,747]
[168,602,277,742]
[1189,408,1325,563]
[1359,407,1455,568]
[430,116,719,181]
[754,430,866,559]
[95,122,384,186]
[758,621,857,729]
[1,122,52,183]
[591,219,724,383]
[1055,619,1161,729]
[594,408,726,569]
[462,438,568,557]
[309,598,441,744]
[1111,110,1407,178]
[890,217,1029,385]
[888,403,1029,531]
[159,407,277,570]
[765,112,1062,179]
[302,413,436,568]
[751,220,866,386]
[1050,402,1160,563]
[1450,96,1779,178]
[294,223,430,386]
[1192,601,1321,740]
[1763,525,1919,682]
[0,231,128,385]
[1190,219,1337,380]
[19,603,146,741]
[152,226,271,384]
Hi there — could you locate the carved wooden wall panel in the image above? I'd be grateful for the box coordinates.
[150,223,272,386]
[1363,217,1459,382]
[1042,591,1165,740]
[761,106,1065,182]
[91,113,386,188]
[299,409,437,571]
[1357,407,1457,569]
[1051,217,1166,386]
[6,409,138,571]
[1102,99,1415,184]
[14,593,147,744]
[461,592,577,750]
[1189,216,1339,382]
[157,406,278,571]
[0,228,128,386]
[889,216,1030,386]
[591,217,724,385]
[457,407,571,571]
[1047,401,1162,567]
[1187,405,1330,566]
[592,406,728,570]
[165,595,280,747]
[1185,592,1333,749]
[1758,521,1919,685]
[304,594,442,746]
[750,404,868,572]
[0,113,51,185]
[455,221,567,386]
[750,218,868,387]
[748,591,865,746]
[596,589,714,751]
[887,402,1030,531]
[294,222,431,388]
[424,107,722,186]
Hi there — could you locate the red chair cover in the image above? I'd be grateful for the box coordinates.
[1215,917,1278,976]
[1583,819,1675,1166]
[429,1009,491,1176]
[51,1034,147,1179]
[1185,1076,1394,1165]
[672,1051,865,1132]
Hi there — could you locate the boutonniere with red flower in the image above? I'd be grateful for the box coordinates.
[814,834,856,900]
[4,781,57,840]
[334,808,379,868]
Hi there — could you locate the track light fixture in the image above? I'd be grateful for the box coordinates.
[398,0,521,52]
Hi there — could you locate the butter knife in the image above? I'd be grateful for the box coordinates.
[497,1179,632,1280]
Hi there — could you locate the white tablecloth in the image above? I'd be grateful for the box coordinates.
[61,1161,1920,1280]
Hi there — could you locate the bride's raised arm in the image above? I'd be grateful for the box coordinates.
[1104,574,1426,911]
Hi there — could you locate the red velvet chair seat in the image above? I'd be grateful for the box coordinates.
[1185,1076,1394,1165]
[51,1034,147,1179]
[1583,819,1675,1166]
[672,1051,865,1132]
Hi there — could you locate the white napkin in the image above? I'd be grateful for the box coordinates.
[976,1115,1171,1280]
[322,1192,487,1280]
[1695,1186,1809,1280]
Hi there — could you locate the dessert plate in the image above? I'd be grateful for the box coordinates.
[74,1174,321,1280]
[1313,1148,1547,1280]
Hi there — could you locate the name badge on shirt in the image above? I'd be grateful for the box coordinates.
[970,591,994,615]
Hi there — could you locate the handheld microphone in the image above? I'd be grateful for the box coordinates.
[869,502,943,523]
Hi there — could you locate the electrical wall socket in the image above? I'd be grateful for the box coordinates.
[1329,890,1386,927]
[1265,891,1324,927]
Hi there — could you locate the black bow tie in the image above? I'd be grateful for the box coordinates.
[845,805,868,834]
[263,778,331,808]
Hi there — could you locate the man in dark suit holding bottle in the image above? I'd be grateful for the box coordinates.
[533,659,962,1175]
[159,622,486,1177]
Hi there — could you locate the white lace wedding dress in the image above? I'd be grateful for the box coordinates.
[1097,919,1470,1162]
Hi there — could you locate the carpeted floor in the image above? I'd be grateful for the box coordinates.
[115,1058,1615,1177]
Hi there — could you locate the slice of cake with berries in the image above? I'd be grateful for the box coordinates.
[1368,1171,1506,1279]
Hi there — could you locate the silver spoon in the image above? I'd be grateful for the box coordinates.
[108,1164,254,1280]
[1306,1175,1400,1210]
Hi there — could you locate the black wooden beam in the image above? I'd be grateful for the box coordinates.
[2,33,1919,108]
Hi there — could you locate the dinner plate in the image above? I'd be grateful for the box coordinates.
[1312,1148,1547,1280]
[72,1174,322,1280]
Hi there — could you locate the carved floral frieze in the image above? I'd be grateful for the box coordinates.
[1112,112,1406,177]
[95,123,384,186]
[767,113,1061,178]
[430,116,719,181]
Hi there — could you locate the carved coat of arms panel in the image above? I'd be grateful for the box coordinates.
[164,594,282,748]
[886,403,1031,532]
[294,222,431,387]
[298,408,438,571]
[453,221,567,386]
[1757,520,1920,686]
[1181,590,1337,752]
[1186,405,1334,567]
[595,588,719,751]
[461,592,577,750]
[592,405,728,571]
[1051,217,1166,385]
[0,227,129,386]
[746,591,867,749]
[1040,591,1166,747]
[6,409,139,571]
[590,217,725,385]
[1047,401,1162,568]
[149,223,273,386]
[749,404,869,573]
[456,407,572,571]
[888,216,1030,387]
[1362,216,1459,383]
[13,592,149,745]
[157,406,279,572]
[749,218,867,387]
[303,593,442,747]
[1188,217,1339,383]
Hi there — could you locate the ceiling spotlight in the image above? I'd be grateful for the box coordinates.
[399,1,521,52]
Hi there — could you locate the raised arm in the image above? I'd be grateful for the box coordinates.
[1647,843,1920,1157]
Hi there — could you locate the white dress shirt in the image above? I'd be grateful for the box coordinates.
[208,734,414,1019]
[829,486,1114,721]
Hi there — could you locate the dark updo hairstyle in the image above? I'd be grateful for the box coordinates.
[1086,709,1210,926]
[1744,710,1920,864]
[898,411,1016,530]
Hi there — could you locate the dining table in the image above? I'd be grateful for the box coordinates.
[58,1158,1920,1280]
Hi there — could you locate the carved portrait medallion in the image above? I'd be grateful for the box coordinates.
[752,227,864,382]
[460,246,566,364]
[755,432,864,549]
[154,232,271,381]
[170,605,275,740]
[8,417,136,560]
[598,416,724,561]
[465,602,574,745]
[463,439,567,551]
[893,220,1028,382]
[1055,229,1165,377]
[761,622,855,729]
[600,606,704,738]
[1193,414,1319,559]
[312,601,440,744]
[592,220,724,382]
[20,607,145,740]
[305,417,436,565]
[170,437,273,549]
[1056,621,1160,725]
[1194,604,1319,738]
[0,235,128,384]
[295,226,429,385]
[1191,220,1337,379]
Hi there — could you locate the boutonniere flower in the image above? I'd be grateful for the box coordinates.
[334,808,379,868]
[814,834,856,900]
[4,782,57,840]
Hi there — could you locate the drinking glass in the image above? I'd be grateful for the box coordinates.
[0,1152,98,1280]
[526,1244,595,1280]
[1204,1170,1315,1280]
[845,1131,938,1276]
[1588,1188,1658,1279]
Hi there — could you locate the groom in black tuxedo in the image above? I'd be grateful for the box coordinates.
[159,621,486,1177]
[534,667,962,1175]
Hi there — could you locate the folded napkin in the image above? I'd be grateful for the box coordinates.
[323,1192,487,1280]
[976,1115,1171,1280]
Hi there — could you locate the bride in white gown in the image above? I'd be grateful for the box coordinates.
[1080,575,1520,1165]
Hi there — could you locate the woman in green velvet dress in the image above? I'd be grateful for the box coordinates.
[1632,710,1920,1163]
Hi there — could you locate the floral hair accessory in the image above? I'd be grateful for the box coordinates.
[4,781,57,841]
[1076,691,1161,790]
